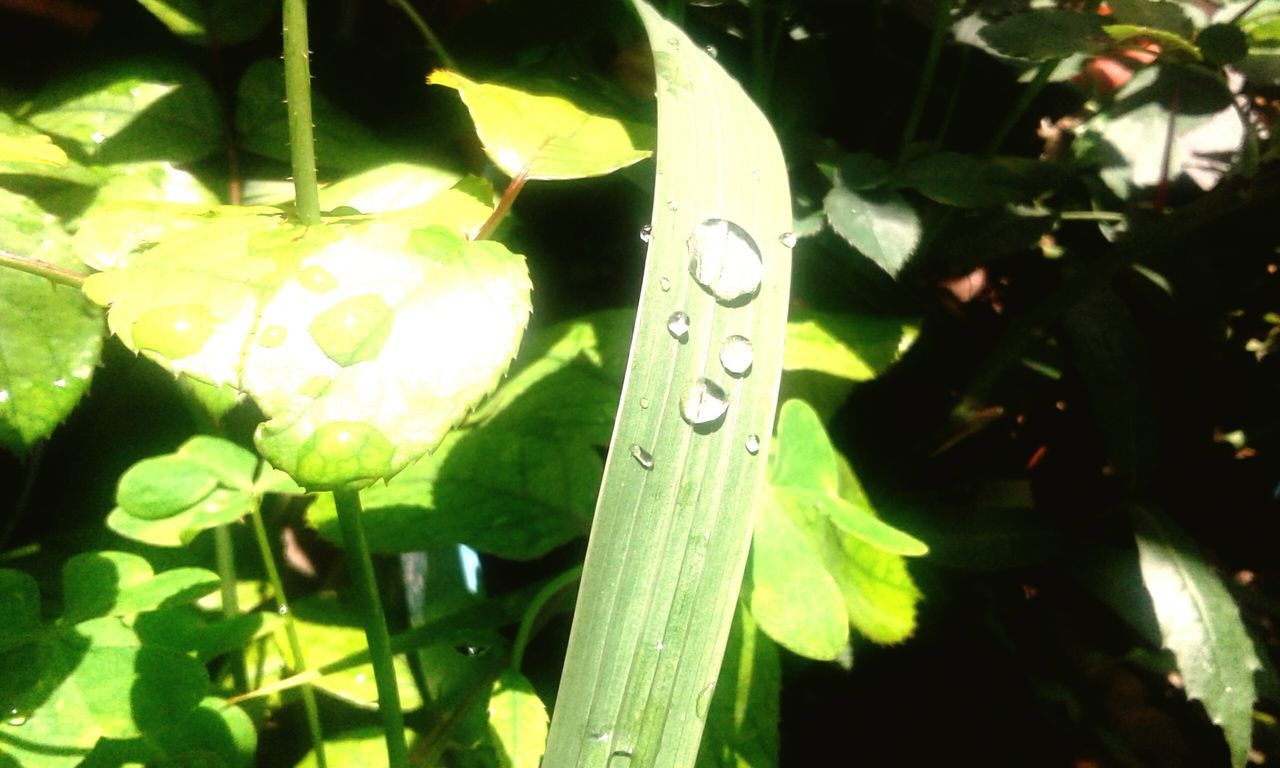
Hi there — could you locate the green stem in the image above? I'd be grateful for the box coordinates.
[333,490,409,768]
[0,249,85,289]
[282,0,321,225]
[984,59,1055,157]
[899,0,951,161]
[248,502,328,768]
[386,0,458,70]
[473,171,528,240]
[213,525,249,693]
[1059,210,1127,222]
[511,565,581,672]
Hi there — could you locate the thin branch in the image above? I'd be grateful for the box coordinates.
[0,249,86,289]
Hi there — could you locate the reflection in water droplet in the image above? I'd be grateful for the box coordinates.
[309,294,395,366]
[779,231,798,249]
[745,434,761,455]
[131,304,218,360]
[277,605,289,616]
[659,276,671,292]
[259,325,288,348]
[719,335,754,377]
[298,264,339,293]
[696,683,716,719]
[667,199,678,212]
[640,224,653,243]
[687,219,764,305]
[631,444,654,470]
[90,132,105,145]
[667,311,690,341]
[679,378,729,428]
[6,708,27,726]
[640,397,650,409]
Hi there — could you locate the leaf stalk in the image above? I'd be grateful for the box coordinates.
[282,0,322,225]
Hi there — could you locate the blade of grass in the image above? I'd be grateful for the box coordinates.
[542,2,793,765]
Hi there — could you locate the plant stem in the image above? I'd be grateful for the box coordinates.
[333,489,409,768]
[248,502,328,768]
[282,0,321,225]
[0,249,85,289]
[213,524,249,692]
[899,0,951,161]
[473,171,528,240]
[984,58,1055,157]
[386,0,458,70]
[511,565,581,672]
[1059,210,1127,222]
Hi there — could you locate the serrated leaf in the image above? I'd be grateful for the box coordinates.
[137,0,274,46]
[978,9,1111,60]
[0,189,103,453]
[428,69,652,181]
[487,670,548,768]
[782,310,916,381]
[82,214,531,490]
[28,58,222,164]
[1133,507,1258,768]
[823,186,920,277]
[694,605,779,768]
[73,201,281,272]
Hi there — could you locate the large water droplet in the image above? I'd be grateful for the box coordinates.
[667,311,690,341]
[0,390,9,404]
[298,264,339,294]
[640,224,653,243]
[688,219,763,305]
[309,294,395,366]
[295,421,395,487]
[745,434,761,455]
[696,683,716,719]
[779,231,798,249]
[631,444,654,470]
[679,378,729,429]
[259,324,288,348]
[131,304,218,360]
[6,708,27,726]
[719,335,754,377]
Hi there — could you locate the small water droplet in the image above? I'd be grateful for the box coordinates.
[355,673,367,684]
[719,335,754,377]
[667,199,678,212]
[6,708,27,727]
[745,434,761,455]
[0,391,9,404]
[609,748,634,767]
[659,276,671,292]
[640,224,653,243]
[90,131,105,145]
[640,397,650,409]
[654,640,666,651]
[589,729,612,743]
[667,310,690,341]
[52,378,67,388]
[667,36,680,48]
[202,500,224,513]
[298,264,339,294]
[696,683,716,719]
[131,304,218,360]
[277,605,289,616]
[631,444,654,470]
[259,324,288,348]
[751,169,761,181]
[679,378,729,429]
[779,231,798,249]
[309,294,395,366]
[705,44,718,58]
[688,219,764,305]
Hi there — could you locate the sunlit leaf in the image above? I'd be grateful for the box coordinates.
[428,69,652,180]
[61,551,219,622]
[137,0,274,46]
[0,133,67,167]
[783,310,917,382]
[823,186,920,277]
[319,162,463,214]
[487,669,548,768]
[296,727,418,768]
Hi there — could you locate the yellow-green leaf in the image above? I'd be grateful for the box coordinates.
[488,669,549,768]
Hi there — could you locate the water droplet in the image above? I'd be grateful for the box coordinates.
[687,219,763,305]
[679,378,729,429]
[52,378,67,388]
[90,131,105,145]
[296,421,395,486]
[355,673,367,684]
[667,199,678,212]
[202,499,224,513]
[259,324,288,348]
[0,391,9,404]
[131,304,218,360]
[609,749,634,768]
[6,708,27,726]
[640,397,650,409]
[277,605,289,616]
[659,276,671,292]
[667,36,680,48]
[696,683,716,719]
[309,294,395,366]
[589,730,612,743]
[719,335,754,377]
[298,264,339,293]
[745,434,761,455]
[640,224,653,243]
[667,310,690,341]
[779,231,798,249]
[705,44,718,58]
[631,444,654,470]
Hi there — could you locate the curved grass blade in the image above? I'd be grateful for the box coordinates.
[542,2,793,765]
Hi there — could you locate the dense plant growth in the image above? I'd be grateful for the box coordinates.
[1,1,1279,766]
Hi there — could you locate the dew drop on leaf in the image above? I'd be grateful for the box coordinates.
[659,276,671,292]
[308,294,395,367]
[705,44,718,58]
[298,264,339,294]
[640,224,652,243]
[608,749,634,768]
[745,433,761,455]
[779,231,798,249]
[687,219,763,305]
[695,683,716,719]
[131,304,218,360]
[259,324,288,348]
[667,199,678,211]
[299,375,330,398]
[640,397,650,409]
[295,421,395,488]
[719,334,754,376]
[679,378,729,429]
[630,443,654,470]
[277,605,289,616]
[667,310,690,341]
[6,708,28,727]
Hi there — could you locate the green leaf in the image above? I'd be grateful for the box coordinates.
[82,160,219,214]
[0,189,104,453]
[428,69,652,180]
[694,605,779,768]
[897,152,1029,208]
[61,551,219,622]
[823,186,920,277]
[0,133,67,167]
[107,488,258,547]
[0,112,99,185]
[73,201,281,272]
[236,59,391,171]
[116,454,221,520]
[782,310,917,382]
[487,670,548,768]
[136,0,275,46]
[1133,507,1259,768]
[142,697,257,768]
[28,58,222,164]
[296,727,418,768]
[543,1,793,764]
[1106,0,1195,36]
[978,9,1111,60]
[318,162,463,214]
[177,435,259,490]
[0,570,42,651]
[1103,25,1201,58]
[83,214,531,490]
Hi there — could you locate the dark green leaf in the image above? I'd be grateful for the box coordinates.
[487,670,548,768]
[898,152,1029,208]
[1105,0,1194,37]
[823,186,920,277]
[61,552,219,622]
[1199,23,1249,65]
[979,9,1111,60]
[136,0,274,46]
[694,606,779,768]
